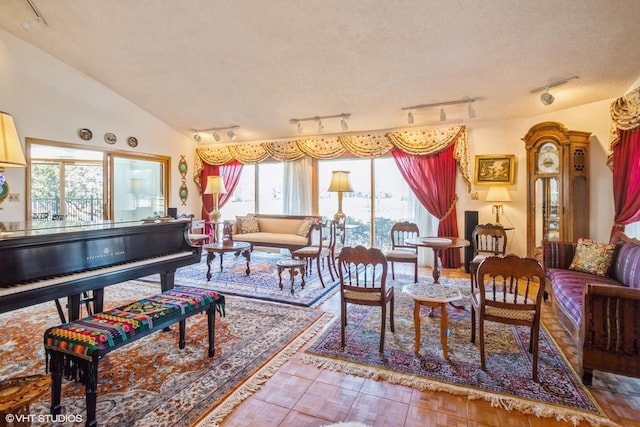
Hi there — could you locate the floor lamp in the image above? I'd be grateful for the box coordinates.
[328,171,353,223]
[204,175,227,222]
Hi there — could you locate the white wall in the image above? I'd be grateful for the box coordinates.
[0,28,201,222]
[0,27,622,256]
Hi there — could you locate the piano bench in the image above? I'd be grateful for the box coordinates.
[43,286,225,427]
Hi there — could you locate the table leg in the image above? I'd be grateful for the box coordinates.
[278,266,284,290]
[243,250,251,275]
[219,252,224,272]
[440,302,450,360]
[431,248,442,284]
[289,267,296,295]
[300,265,306,289]
[413,300,421,353]
[206,252,215,281]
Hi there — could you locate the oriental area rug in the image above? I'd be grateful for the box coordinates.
[302,277,615,427]
[0,281,331,426]
[140,250,339,308]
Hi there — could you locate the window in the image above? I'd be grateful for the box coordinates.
[221,164,255,220]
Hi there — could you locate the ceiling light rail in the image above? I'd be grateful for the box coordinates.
[530,76,579,106]
[191,125,239,142]
[290,113,350,134]
[402,98,478,123]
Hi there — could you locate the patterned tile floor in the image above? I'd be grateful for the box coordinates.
[219,266,640,427]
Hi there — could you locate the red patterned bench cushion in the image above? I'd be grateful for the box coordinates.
[44,286,224,360]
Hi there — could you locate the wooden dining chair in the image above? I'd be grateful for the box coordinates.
[385,221,419,283]
[469,223,507,288]
[338,245,394,353]
[471,254,546,381]
[293,222,328,288]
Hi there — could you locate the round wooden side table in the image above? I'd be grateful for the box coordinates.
[276,259,306,295]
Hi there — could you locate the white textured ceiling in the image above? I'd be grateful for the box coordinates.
[1,0,639,143]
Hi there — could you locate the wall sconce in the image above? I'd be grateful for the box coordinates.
[290,113,350,135]
[327,170,353,222]
[402,97,478,123]
[0,111,27,209]
[204,175,227,221]
[530,76,579,106]
[485,186,511,225]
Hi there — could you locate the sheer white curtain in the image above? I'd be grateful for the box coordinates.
[412,193,439,268]
[282,156,313,215]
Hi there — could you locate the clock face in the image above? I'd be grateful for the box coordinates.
[537,145,560,174]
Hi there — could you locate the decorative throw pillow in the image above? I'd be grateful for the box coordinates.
[235,215,259,234]
[569,238,616,277]
[296,218,314,237]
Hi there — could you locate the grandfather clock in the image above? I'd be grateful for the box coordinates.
[522,121,591,258]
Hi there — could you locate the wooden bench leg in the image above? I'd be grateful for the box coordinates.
[208,305,216,357]
[179,319,186,349]
[49,353,64,416]
[85,359,99,427]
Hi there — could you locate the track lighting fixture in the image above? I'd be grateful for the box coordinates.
[402,98,478,122]
[290,113,351,134]
[407,111,414,124]
[540,90,554,106]
[530,76,578,106]
[191,125,240,142]
[467,102,475,119]
[190,129,202,142]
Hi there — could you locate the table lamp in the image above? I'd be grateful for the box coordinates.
[328,170,353,222]
[204,175,227,221]
[485,186,511,225]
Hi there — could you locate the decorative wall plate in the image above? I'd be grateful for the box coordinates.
[0,181,9,205]
[179,183,189,205]
[104,133,117,144]
[178,155,188,176]
[127,137,138,147]
[79,128,93,141]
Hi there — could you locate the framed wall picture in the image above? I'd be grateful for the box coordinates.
[474,154,515,185]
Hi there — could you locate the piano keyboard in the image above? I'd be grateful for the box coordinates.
[0,251,194,298]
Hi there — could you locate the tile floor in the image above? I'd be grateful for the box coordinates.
[218,265,640,427]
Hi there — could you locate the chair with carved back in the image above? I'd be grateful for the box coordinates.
[385,221,419,283]
[471,254,545,381]
[338,245,394,353]
[292,222,328,288]
[469,223,507,288]
[180,214,210,246]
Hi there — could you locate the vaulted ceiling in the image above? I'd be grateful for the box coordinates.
[1,0,639,143]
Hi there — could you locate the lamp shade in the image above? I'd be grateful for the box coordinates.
[204,175,227,194]
[0,111,26,168]
[328,171,353,192]
[485,186,511,203]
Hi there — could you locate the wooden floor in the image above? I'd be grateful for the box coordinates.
[218,265,640,427]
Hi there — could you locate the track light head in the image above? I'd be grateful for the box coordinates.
[467,102,475,119]
[193,133,201,142]
[440,107,446,121]
[317,118,324,133]
[341,117,348,131]
[227,130,236,140]
[213,131,221,142]
[297,122,303,134]
[407,111,414,124]
[540,90,555,106]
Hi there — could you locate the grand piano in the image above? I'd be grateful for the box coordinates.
[0,219,202,322]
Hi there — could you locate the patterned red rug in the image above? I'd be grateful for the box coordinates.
[0,281,330,426]
[302,277,615,427]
